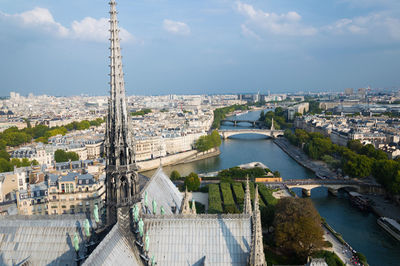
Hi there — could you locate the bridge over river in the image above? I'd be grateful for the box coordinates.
[265,179,384,196]
[219,129,284,139]
[221,119,265,127]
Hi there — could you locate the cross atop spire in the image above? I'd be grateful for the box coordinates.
[105,0,139,226]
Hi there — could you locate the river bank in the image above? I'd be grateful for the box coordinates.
[274,138,339,179]
[137,148,220,172]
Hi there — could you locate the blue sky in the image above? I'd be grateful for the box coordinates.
[0,0,399,96]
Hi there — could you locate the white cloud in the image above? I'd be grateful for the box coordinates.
[71,17,133,42]
[326,12,400,40]
[3,7,69,37]
[241,24,261,40]
[0,7,135,43]
[163,19,191,35]
[235,1,317,37]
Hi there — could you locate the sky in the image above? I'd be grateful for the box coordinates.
[0,0,400,96]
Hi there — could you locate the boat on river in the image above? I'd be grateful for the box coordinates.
[348,191,369,211]
[377,217,400,241]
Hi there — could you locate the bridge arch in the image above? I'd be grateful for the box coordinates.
[219,129,284,139]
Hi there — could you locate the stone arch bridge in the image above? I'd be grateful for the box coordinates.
[219,129,284,139]
[267,179,383,196]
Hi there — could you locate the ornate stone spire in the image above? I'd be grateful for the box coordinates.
[180,187,191,214]
[105,0,139,226]
[270,118,275,131]
[249,185,266,266]
[243,176,252,215]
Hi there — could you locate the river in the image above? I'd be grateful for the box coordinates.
[143,109,400,266]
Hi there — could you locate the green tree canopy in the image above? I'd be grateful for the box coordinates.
[274,197,324,260]
[54,149,79,163]
[184,172,200,191]
[170,170,181,180]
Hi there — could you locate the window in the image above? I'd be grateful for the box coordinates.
[52,196,56,200]
[61,184,65,193]
[19,179,23,186]
[79,180,82,185]
[86,201,90,206]
[70,184,74,192]
[66,184,69,193]
[86,179,89,184]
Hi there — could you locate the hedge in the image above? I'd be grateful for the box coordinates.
[257,184,278,206]
[220,182,239,213]
[208,184,223,213]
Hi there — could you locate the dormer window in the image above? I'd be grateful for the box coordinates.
[79,180,82,185]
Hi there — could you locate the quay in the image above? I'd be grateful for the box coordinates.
[274,137,338,179]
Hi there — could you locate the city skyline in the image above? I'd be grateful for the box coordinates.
[1,0,400,96]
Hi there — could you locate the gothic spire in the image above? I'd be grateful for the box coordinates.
[243,176,252,215]
[105,0,139,226]
[180,187,192,215]
[249,185,266,266]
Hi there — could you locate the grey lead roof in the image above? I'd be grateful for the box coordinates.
[0,215,87,266]
[83,224,141,266]
[144,214,251,266]
[141,166,183,214]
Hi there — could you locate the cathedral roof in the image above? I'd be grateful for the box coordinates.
[140,166,183,214]
[83,224,141,266]
[0,215,87,266]
[143,214,251,266]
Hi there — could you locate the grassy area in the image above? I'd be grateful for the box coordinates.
[313,250,345,266]
[264,248,299,266]
[258,185,278,206]
[232,182,245,211]
[220,182,239,213]
[208,184,223,213]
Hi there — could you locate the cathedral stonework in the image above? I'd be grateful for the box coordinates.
[105,0,139,226]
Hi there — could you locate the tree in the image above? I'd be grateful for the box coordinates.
[273,171,281,177]
[0,149,10,161]
[259,111,265,121]
[184,172,200,191]
[347,140,363,154]
[54,149,79,162]
[210,130,221,148]
[0,158,12,173]
[274,197,324,260]
[170,170,181,180]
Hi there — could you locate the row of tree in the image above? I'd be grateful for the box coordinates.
[0,158,39,173]
[194,130,221,152]
[130,108,152,116]
[259,107,292,130]
[285,128,400,194]
[212,104,249,129]
[0,118,104,173]
[54,149,80,163]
